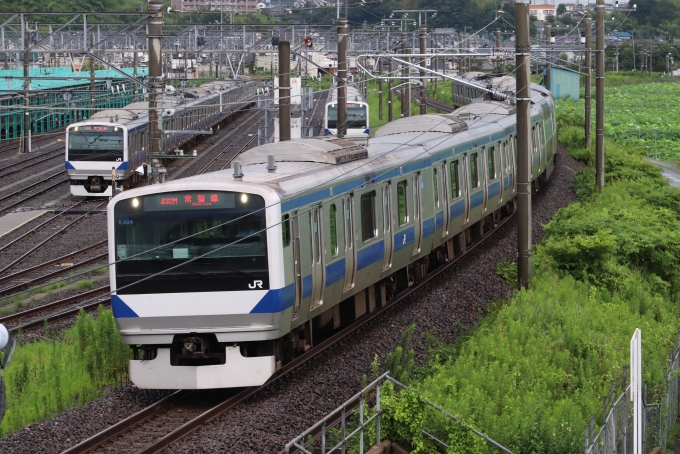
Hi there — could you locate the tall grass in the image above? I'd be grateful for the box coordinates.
[0,308,130,437]
[371,82,680,453]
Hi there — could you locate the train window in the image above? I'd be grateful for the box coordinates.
[361,191,377,242]
[397,181,408,225]
[450,160,460,198]
[470,153,479,189]
[532,127,538,154]
[329,204,338,257]
[281,214,291,247]
[433,168,440,208]
[487,147,496,180]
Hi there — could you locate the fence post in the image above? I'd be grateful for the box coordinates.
[585,424,589,454]
[376,383,381,447]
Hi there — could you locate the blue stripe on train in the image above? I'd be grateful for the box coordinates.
[357,241,385,270]
[250,283,296,313]
[325,259,346,287]
[394,226,415,252]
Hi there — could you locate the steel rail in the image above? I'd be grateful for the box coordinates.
[0,147,65,178]
[196,113,264,175]
[0,285,109,326]
[63,207,517,454]
[0,200,85,254]
[13,297,110,331]
[0,201,107,276]
[0,241,107,294]
[0,170,66,204]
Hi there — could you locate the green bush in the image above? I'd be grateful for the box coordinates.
[0,308,130,436]
[375,82,680,453]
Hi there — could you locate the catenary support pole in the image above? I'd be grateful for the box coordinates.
[22,15,29,154]
[545,25,551,92]
[148,0,163,173]
[596,0,605,192]
[279,40,291,142]
[337,19,348,138]
[90,36,95,114]
[419,24,427,115]
[401,34,409,118]
[388,57,393,122]
[496,28,501,72]
[516,0,532,289]
[585,18,592,149]
[378,56,383,120]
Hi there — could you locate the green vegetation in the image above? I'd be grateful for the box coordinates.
[559,82,680,161]
[366,85,680,453]
[0,308,130,437]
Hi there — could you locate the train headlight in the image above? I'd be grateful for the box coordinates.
[132,198,140,208]
[240,194,248,204]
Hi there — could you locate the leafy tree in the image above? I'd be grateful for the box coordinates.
[556,3,566,15]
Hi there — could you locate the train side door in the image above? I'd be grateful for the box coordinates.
[498,142,504,203]
[441,161,450,236]
[413,172,423,255]
[292,211,303,319]
[382,181,393,271]
[482,147,489,213]
[343,194,356,292]
[310,205,325,309]
[462,154,470,223]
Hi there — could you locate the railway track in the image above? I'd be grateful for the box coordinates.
[0,242,107,297]
[0,128,65,157]
[0,200,106,276]
[0,285,110,329]
[63,208,517,454]
[0,171,68,212]
[196,112,264,175]
[0,145,65,178]
[426,98,456,113]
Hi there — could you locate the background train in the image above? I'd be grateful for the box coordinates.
[65,79,258,197]
[107,73,555,389]
[323,83,369,140]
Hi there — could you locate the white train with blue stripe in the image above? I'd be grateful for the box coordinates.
[107,73,555,389]
[323,83,369,140]
[65,79,258,197]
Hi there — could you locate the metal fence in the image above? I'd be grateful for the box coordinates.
[586,332,680,454]
[283,372,513,454]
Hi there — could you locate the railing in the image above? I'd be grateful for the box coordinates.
[283,372,514,454]
[586,332,680,454]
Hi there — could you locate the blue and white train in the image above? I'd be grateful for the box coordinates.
[323,83,369,140]
[65,79,258,197]
[107,73,555,389]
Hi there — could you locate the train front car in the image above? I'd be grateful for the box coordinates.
[66,122,127,197]
[108,181,286,389]
[324,84,369,140]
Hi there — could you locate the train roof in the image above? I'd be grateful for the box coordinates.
[326,83,367,105]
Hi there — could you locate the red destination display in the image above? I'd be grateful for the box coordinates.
[144,191,236,211]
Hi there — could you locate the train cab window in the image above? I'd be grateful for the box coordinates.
[397,181,408,226]
[433,168,440,208]
[470,153,479,189]
[329,204,338,257]
[361,191,377,242]
[450,160,460,198]
[281,214,291,247]
[487,147,496,180]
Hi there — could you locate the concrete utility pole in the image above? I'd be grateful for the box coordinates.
[496,28,501,72]
[337,19,348,138]
[388,57,393,122]
[400,34,410,118]
[585,18,592,149]
[419,24,427,115]
[378,56,383,120]
[90,37,96,114]
[22,15,29,153]
[595,0,605,192]
[133,43,138,102]
[516,0,532,289]
[279,40,291,142]
[148,0,163,168]
[545,25,552,92]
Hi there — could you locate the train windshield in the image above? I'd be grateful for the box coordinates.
[114,191,268,295]
[68,125,124,162]
[327,104,368,129]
